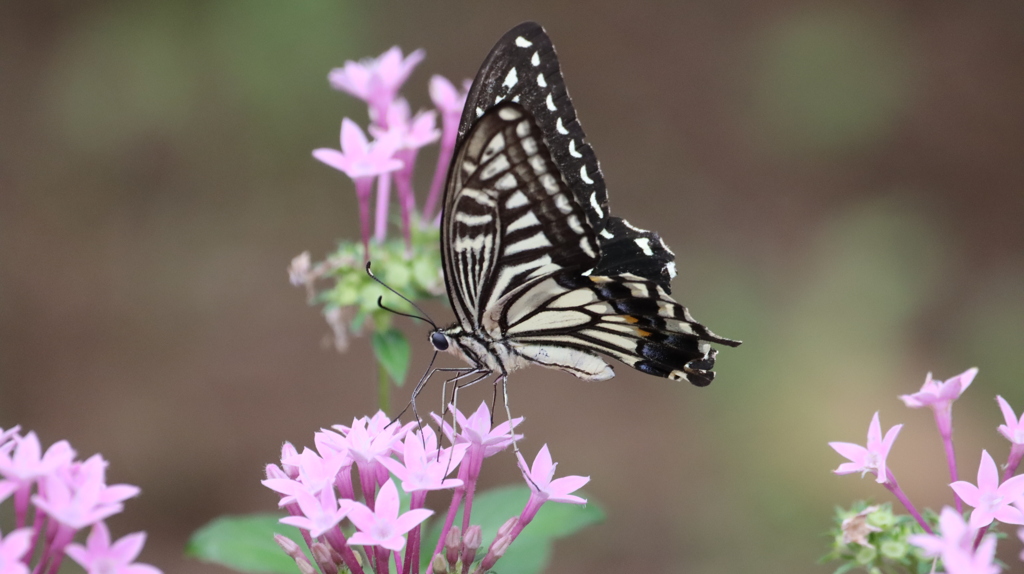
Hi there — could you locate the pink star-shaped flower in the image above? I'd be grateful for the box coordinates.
[829,412,902,484]
[434,402,523,459]
[346,478,433,552]
[328,46,425,126]
[997,396,1024,446]
[313,118,403,255]
[0,528,32,574]
[950,449,1024,528]
[32,454,139,530]
[313,118,403,181]
[65,521,162,574]
[0,431,75,483]
[899,369,977,440]
[378,427,466,493]
[278,485,352,538]
[517,444,589,506]
[908,506,973,559]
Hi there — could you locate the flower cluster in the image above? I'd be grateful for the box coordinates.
[291,45,470,406]
[0,426,159,574]
[262,403,590,574]
[826,368,1024,574]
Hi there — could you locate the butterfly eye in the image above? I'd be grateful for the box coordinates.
[430,332,449,351]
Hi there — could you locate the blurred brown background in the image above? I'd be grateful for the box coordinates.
[2,1,1023,573]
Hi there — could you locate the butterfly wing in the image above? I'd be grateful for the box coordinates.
[438,23,740,385]
[455,21,678,292]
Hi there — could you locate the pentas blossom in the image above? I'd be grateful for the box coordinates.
[423,75,470,221]
[267,405,589,574]
[348,479,433,552]
[0,528,32,574]
[313,118,403,257]
[996,396,1024,480]
[65,521,161,574]
[279,486,353,538]
[0,428,155,574]
[950,449,1024,529]
[909,507,1000,574]
[329,46,426,128]
[369,98,440,247]
[830,412,902,484]
[508,445,589,543]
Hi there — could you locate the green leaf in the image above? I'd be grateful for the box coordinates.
[186,514,307,574]
[372,328,411,387]
[422,485,604,574]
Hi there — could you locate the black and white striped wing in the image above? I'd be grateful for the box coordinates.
[442,102,738,385]
[456,21,678,292]
[441,103,599,333]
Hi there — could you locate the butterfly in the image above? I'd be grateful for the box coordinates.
[418,22,740,404]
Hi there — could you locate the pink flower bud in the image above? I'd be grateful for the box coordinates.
[445,525,462,566]
[274,534,302,559]
[431,552,450,574]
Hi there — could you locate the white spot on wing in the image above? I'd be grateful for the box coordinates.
[505,190,529,209]
[475,107,484,117]
[579,237,597,258]
[556,118,568,135]
[546,94,556,111]
[589,192,605,218]
[506,211,541,233]
[580,165,594,184]
[515,36,532,48]
[497,106,521,121]
[582,268,593,276]
[635,238,654,256]
[554,193,573,214]
[567,214,585,235]
[568,139,582,158]
[503,67,518,89]
[505,231,549,255]
[537,73,547,88]
[531,52,540,66]
[495,173,518,191]
[600,229,614,239]
[666,261,677,279]
[455,212,493,226]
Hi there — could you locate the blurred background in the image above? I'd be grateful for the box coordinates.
[2,1,1023,573]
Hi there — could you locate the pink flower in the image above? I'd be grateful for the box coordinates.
[997,396,1024,446]
[378,427,466,493]
[908,506,974,559]
[950,450,1024,529]
[829,412,902,484]
[328,46,425,127]
[899,368,978,409]
[347,478,433,551]
[313,118,402,256]
[434,402,523,459]
[0,431,75,483]
[32,454,139,530]
[0,528,32,574]
[423,75,470,221]
[899,368,977,441]
[517,444,589,506]
[996,396,1024,481]
[65,521,161,574]
[278,485,352,538]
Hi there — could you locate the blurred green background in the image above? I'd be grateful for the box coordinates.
[2,2,1022,573]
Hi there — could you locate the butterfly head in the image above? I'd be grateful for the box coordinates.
[429,330,450,352]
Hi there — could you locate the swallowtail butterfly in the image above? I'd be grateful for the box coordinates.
[424,22,739,400]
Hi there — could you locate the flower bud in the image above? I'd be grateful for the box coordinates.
[312,542,339,574]
[431,552,451,574]
[462,525,482,566]
[274,534,303,559]
[479,532,512,571]
[445,525,462,566]
[296,556,317,574]
[495,516,518,539]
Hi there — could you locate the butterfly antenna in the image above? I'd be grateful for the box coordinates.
[366,261,438,329]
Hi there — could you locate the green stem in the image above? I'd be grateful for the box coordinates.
[378,361,391,413]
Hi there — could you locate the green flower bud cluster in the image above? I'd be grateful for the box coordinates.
[821,502,935,574]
